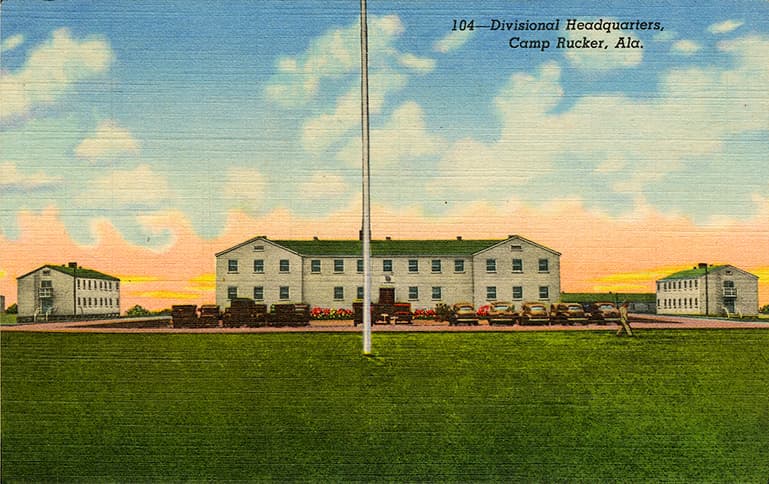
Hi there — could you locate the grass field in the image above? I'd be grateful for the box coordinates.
[2,330,768,482]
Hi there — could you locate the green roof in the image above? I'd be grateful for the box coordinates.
[38,265,119,281]
[273,239,503,257]
[660,265,726,281]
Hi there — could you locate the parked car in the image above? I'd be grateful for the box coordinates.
[520,302,551,325]
[198,304,221,327]
[448,302,479,326]
[587,301,621,324]
[549,303,588,324]
[487,301,518,325]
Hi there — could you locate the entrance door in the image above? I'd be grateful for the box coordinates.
[379,287,395,305]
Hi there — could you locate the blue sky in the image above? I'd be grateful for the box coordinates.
[1,0,768,248]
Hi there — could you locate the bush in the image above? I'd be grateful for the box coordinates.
[434,303,453,322]
[126,305,152,317]
[760,304,769,314]
[6,303,18,314]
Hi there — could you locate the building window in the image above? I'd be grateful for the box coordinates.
[228,259,239,273]
[408,286,419,300]
[408,259,419,273]
[43,269,51,276]
[279,286,290,300]
[454,259,465,273]
[357,286,364,299]
[431,259,442,273]
[116,282,120,290]
[279,259,290,272]
[253,245,264,251]
[486,286,497,300]
[253,286,264,300]
[77,279,81,289]
[357,259,364,273]
[334,287,344,300]
[41,280,52,288]
[254,259,264,273]
[538,258,549,273]
[510,244,522,251]
[383,259,393,272]
[227,286,238,300]
[486,259,496,273]
[77,297,82,306]
[512,286,523,300]
[334,259,344,273]
[512,258,523,272]
[311,260,321,273]
[431,286,442,300]
[539,286,549,299]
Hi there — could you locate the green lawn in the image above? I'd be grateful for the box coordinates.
[0,313,17,325]
[2,330,768,482]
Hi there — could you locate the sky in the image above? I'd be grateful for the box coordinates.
[1,0,768,309]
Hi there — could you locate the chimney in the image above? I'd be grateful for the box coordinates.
[68,262,78,269]
[456,236,462,241]
[313,236,319,241]
[385,236,391,241]
[698,262,708,269]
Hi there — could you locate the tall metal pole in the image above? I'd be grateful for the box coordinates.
[360,0,372,354]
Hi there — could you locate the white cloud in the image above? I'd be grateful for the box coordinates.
[0,162,62,190]
[708,20,744,34]
[398,53,436,74]
[1,33,24,52]
[671,39,701,54]
[74,120,140,161]
[563,19,643,70]
[433,31,474,53]
[438,34,769,206]
[337,101,445,169]
[0,28,113,122]
[79,165,172,209]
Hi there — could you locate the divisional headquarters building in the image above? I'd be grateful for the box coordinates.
[215,235,561,310]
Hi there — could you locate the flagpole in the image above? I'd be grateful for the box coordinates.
[360,0,372,354]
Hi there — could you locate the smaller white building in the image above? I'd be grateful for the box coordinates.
[656,264,759,317]
[16,263,121,322]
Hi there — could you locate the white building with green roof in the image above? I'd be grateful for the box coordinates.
[16,263,121,322]
[215,235,561,311]
[656,264,759,317]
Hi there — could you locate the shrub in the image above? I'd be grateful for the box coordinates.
[434,303,453,322]
[126,305,152,317]
[6,303,18,314]
[760,304,769,314]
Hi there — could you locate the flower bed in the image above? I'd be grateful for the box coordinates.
[309,307,354,320]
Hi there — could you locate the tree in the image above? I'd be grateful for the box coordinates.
[126,305,151,317]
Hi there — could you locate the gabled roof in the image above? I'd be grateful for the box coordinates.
[658,264,758,281]
[17,264,120,281]
[216,235,560,258]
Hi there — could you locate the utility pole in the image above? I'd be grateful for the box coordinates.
[360,0,372,354]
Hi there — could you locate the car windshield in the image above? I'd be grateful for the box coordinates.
[599,304,615,310]
[493,304,510,311]
[567,305,582,311]
[530,305,546,311]
[458,305,473,311]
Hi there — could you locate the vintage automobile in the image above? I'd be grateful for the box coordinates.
[269,303,311,327]
[587,301,621,324]
[519,302,551,325]
[448,302,479,326]
[198,304,221,327]
[487,301,518,325]
[390,302,414,324]
[223,298,268,327]
[171,304,198,328]
[549,303,588,324]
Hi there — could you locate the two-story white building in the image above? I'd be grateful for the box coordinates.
[16,263,121,322]
[656,264,759,317]
[215,235,561,310]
